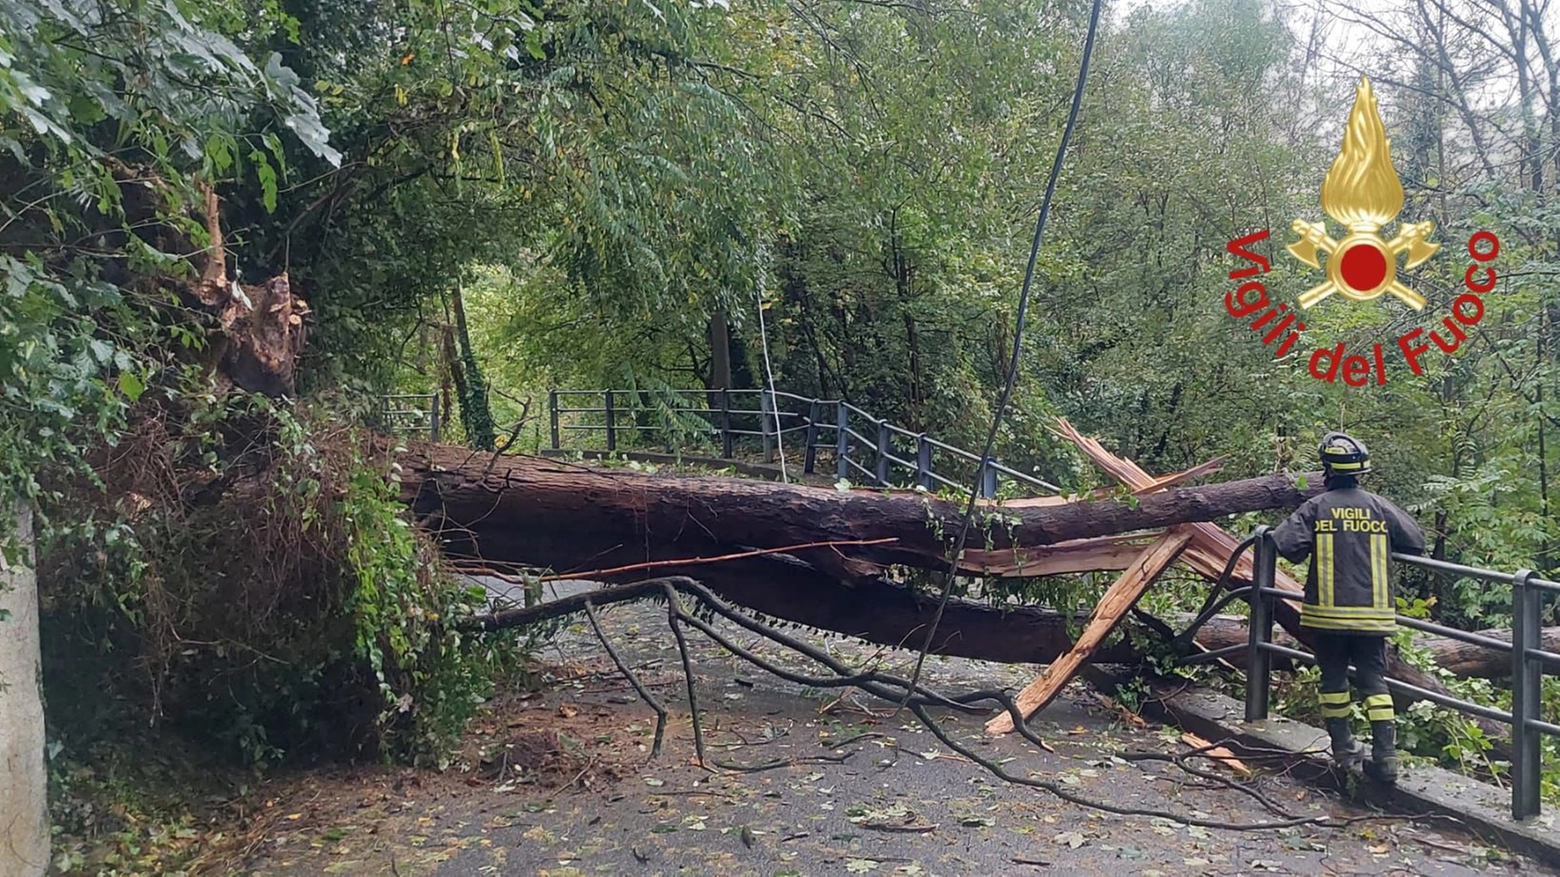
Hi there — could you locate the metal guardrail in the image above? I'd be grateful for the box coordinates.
[1241,525,1559,821]
[381,393,441,442]
[546,388,1061,497]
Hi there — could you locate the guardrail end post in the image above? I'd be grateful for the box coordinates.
[836,404,849,480]
[1245,526,1275,723]
[803,400,821,474]
[916,435,932,490]
[604,390,616,452]
[874,421,890,485]
[979,457,998,499]
[548,390,560,450]
[720,389,733,459]
[761,390,776,464]
[1512,568,1542,820]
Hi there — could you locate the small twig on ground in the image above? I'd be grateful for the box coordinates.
[858,820,937,833]
[712,752,854,773]
[584,598,666,757]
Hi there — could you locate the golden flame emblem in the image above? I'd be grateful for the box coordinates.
[1287,76,1438,310]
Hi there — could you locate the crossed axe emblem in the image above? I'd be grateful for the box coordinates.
[1286,220,1439,311]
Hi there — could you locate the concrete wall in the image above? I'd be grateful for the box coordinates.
[0,505,48,877]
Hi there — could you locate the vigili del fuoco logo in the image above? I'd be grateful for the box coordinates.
[1223,76,1500,386]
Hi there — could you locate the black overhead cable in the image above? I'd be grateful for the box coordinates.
[901,0,1105,704]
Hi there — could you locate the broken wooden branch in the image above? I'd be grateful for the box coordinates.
[986,527,1193,735]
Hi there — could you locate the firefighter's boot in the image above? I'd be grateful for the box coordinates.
[1326,718,1364,770]
[1365,721,1398,784]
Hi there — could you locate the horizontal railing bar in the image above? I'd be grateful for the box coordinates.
[881,452,916,470]
[883,422,920,439]
[842,402,878,423]
[1256,643,1314,663]
[770,390,816,403]
[382,394,436,400]
[923,436,977,458]
[843,427,874,445]
[1263,638,1518,723]
[1382,677,1513,723]
[985,461,1061,492]
[1176,644,1248,665]
[555,407,610,414]
[1530,577,1560,593]
[1526,648,1560,670]
[1391,553,1517,584]
[1528,717,1560,737]
[1395,617,1513,652]
[844,457,873,478]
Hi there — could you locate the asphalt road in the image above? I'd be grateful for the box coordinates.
[241,584,1557,876]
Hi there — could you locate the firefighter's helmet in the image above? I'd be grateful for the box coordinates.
[1319,431,1371,475]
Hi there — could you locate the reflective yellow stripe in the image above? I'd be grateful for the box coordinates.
[1317,532,1334,609]
[1298,610,1397,633]
[1371,532,1389,611]
[1319,691,1351,704]
[1364,693,1395,721]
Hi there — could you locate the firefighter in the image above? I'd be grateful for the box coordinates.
[1270,432,1426,783]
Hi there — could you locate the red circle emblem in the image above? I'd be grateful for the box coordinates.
[1338,243,1388,291]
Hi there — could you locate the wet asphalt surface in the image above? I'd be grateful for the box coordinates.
[241,581,1559,876]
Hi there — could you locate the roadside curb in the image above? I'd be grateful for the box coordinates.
[1081,667,1560,867]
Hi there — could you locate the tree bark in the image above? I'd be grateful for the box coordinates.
[399,448,1321,578]
[0,504,48,877]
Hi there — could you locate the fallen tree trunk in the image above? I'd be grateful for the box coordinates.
[400,448,1319,578]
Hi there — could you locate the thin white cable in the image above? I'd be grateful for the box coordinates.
[754,241,788,483]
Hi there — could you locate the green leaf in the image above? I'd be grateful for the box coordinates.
[117,371,145,402]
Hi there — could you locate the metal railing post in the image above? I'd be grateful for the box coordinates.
[719,389,733,459]
[803,400,821,474]
[604,390,616,452]
[979,457,998,499]
[760,390,776,463]
[916,435,933,490]
[836,404,849,479]
[1512,568,1542,820]
[429,394,441,443]
[548,390,560,450]
[1245,526,1276,722]
[875,421,890,485]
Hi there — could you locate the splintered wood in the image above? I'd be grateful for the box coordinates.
[985,527,1192,735]
[983,419,1306,736]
